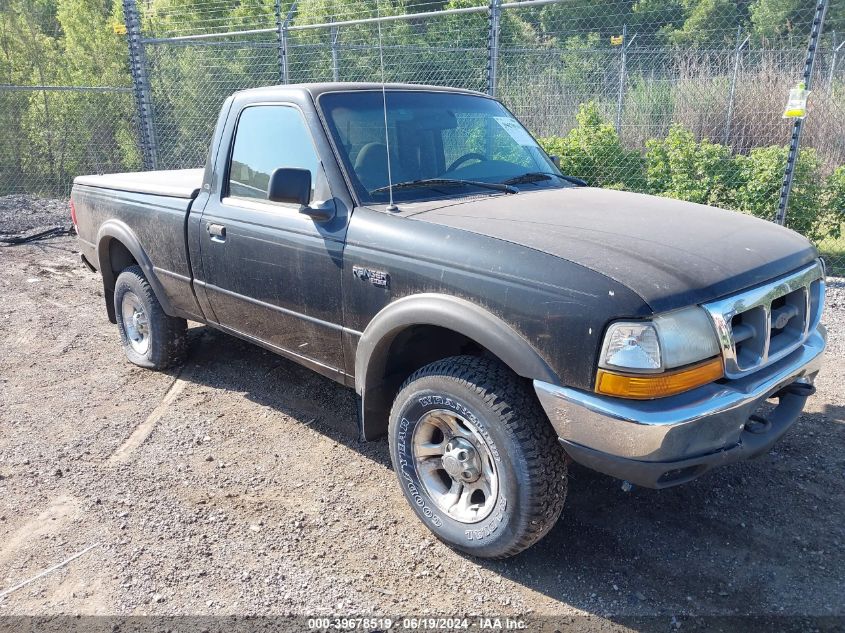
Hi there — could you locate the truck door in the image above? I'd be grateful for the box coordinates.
[198,103,347,378]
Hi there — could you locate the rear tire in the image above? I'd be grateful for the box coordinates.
[388,356,567,559]
[114,265,187,370]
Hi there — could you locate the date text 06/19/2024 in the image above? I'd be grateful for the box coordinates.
[306,617,528,630]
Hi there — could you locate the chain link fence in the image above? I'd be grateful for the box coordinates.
[0,2,143,201]
[1,0,843,272]
[0,85,141,199]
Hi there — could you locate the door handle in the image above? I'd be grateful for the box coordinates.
[206,223,226,242]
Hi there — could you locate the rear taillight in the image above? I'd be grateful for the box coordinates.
[70,199,77,227]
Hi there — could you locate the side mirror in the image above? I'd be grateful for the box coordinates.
[267,167,311,206]
[550,155,561,169]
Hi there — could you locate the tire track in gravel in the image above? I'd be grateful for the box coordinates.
[0,496,81,571]
[107,366,193,465]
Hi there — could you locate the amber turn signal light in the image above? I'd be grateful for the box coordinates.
[595,357,724,399]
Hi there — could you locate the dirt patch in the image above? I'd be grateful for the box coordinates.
[0,195,70,238]
[0,202,843,626]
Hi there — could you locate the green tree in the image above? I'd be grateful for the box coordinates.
[58,0,128,86]
[749,0,806,42]
[666,0,745,47]
[0,0,141,194]
[538,0,633,42]
[629,0,686,45]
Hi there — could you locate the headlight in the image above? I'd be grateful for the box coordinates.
[653,307,722,368]
[600,322,662,372]
[597,306,723,399]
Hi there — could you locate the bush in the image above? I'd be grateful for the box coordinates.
[538,102,645,190]
[734,146,825,241]
[645,126,739,208]
[538,104,843,244]
[821,165,845,241]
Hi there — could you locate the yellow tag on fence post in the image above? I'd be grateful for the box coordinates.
[610,35,624,46]
[783,82,810,119]
[112,23,127,35]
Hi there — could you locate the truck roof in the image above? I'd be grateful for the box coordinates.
[235,82,490,100]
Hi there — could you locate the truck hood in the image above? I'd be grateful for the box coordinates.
[405,187,818,312]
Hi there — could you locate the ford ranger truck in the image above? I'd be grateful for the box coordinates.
[71,83,826,559]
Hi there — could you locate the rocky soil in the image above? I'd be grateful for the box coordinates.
[0,197,843,631]
[0,195,71,237]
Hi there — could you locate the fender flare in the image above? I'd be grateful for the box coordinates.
[354,293,559,440]
[96,220,175,321]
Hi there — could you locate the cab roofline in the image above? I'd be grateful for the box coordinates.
[233,82,491,100]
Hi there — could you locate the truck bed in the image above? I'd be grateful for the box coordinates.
[73,169,204,199]
[71,167,206,323]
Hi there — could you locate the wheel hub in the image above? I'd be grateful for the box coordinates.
[132,310,147,331]
[410,409,499,524]
[442,437,481,483]
[121,292,150,355]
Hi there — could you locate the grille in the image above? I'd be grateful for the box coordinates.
[702,262,825,379]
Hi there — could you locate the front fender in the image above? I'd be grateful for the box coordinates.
[355,293,559,440]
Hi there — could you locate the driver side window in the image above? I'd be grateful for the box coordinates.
[227,105,324,202]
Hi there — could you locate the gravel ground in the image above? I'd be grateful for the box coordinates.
[0,195,71,237]
[0,197,843,629]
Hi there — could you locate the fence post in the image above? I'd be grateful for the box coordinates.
[275,0,287,84]
[830,32,844,97]
[615,25,634,134]
[331,23,340,82]
[122,0,157,170]
[776,0,828,227]
[724,26,749,145]
[486,0,502,97]
[278,1,298,84]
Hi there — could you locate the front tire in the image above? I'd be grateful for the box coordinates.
[114,265,187,370]
[388,356,567,559]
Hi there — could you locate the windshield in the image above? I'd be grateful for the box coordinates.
[319,90,571,204]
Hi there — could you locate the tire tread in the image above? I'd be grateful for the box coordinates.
[115,265,187,369]
[390,355,567,558]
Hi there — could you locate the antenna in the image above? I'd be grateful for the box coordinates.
[376,0,398,212]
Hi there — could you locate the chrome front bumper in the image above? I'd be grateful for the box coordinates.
[534,326,826,488]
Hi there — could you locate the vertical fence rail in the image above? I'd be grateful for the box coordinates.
[275,0,286,84]
[486,0,502,97]
[278,1,298,85]
[615,25,633,134]
[830,32,844,96]
[122,0,158,171]
[776,0,828,226]
[724,27,749,145]
[331,23,340,83]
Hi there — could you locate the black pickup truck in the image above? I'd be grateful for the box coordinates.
[71,83,826,558]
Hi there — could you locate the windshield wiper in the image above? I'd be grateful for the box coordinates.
[501,172,588,187]
[371,178,517,195]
